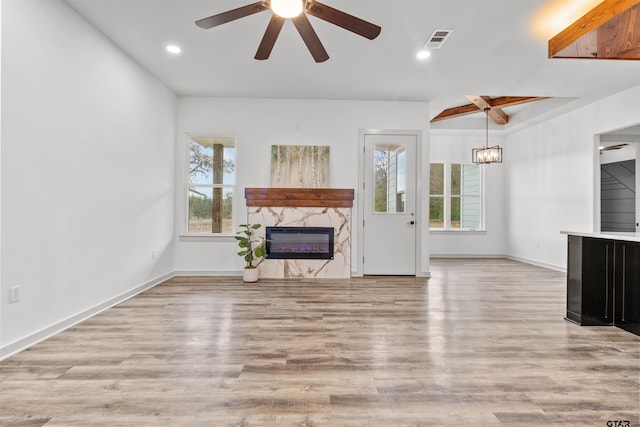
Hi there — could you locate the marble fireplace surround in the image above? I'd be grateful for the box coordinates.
[245,188,354,279]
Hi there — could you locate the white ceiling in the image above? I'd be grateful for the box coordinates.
[61,0,640,129]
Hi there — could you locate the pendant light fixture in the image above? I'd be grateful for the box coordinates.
[472,108,503,164]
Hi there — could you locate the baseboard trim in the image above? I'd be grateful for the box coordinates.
[0,271,175,361]
[174,270,242,277]
[430,254,566,272]
[504,255,566,272]
[430,253,507,258]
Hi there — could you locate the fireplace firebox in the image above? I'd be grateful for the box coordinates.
[266,226,334,260]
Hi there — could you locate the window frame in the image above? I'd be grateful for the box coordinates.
[429,162,485,232]
[183,133,237,236]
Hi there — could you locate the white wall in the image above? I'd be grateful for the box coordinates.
[174,97,430,274]
[504,85,640,271]
[429,130,505,257]
[1,0,177,357]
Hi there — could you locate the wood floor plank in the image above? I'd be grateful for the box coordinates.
[1,258,638,426]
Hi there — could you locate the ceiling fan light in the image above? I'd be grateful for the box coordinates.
[271,0,303,18]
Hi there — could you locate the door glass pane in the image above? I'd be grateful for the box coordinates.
[429,197,444,228]
[373,143,406,213]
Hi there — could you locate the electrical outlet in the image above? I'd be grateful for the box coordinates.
[151,250,156,260]
[9,286,20,303]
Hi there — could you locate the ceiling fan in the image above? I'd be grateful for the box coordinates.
[195,0,382,63]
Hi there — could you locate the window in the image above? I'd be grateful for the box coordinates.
[374,143,407,213]
[429,163,482,230]
[186,135,235,234]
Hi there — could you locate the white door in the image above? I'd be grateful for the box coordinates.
[363,133,417,275]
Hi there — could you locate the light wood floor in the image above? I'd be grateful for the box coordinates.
[1,259,639,426]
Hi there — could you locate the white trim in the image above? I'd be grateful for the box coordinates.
[429,162,485,231]
[183,132,237,236]
[178,234,236,242]
[430,230,487,234]
[594,134,602,233]
[0,272,175,361]
[504,255,566,272]
[173,270,243,276]
[431,253,506,258]
[431,254,566,272]
[357,130,365,276]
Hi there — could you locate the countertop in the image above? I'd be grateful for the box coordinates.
[561,231,640,243]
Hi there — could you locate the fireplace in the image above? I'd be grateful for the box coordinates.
[246,188,353,278]
[266,226,334,260]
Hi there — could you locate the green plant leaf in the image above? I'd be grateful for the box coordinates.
[254,246,267,258]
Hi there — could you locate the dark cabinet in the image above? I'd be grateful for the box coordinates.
[614,241,640,335]
[566,236,615,326]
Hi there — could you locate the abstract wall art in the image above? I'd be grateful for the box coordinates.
[270,145,329,188]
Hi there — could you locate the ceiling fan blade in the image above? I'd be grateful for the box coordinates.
[306,0,381,40]
[255,14,286,60]
[292,14,329,63]
[195,2,268,29]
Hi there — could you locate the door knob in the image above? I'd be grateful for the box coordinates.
[409,220,415,225]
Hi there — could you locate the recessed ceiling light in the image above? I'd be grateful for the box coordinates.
[416,50,431,60]
[166,45,182,54]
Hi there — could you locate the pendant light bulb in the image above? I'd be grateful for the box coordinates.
[271,0,304,18]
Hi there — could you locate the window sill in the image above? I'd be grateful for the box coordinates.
[179,234,237,242]
[429,229,486,234]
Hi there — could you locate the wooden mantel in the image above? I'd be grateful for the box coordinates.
[245,188,354,208]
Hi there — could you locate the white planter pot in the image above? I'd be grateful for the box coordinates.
[242,268,259,283]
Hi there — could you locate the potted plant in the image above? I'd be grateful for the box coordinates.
[235,223,267,282]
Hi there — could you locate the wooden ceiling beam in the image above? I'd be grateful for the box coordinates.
[549,0,640,59]
[430,103,480,122]
[485,96,550,108]
[430,96,551,124]
[466,96,509,125]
